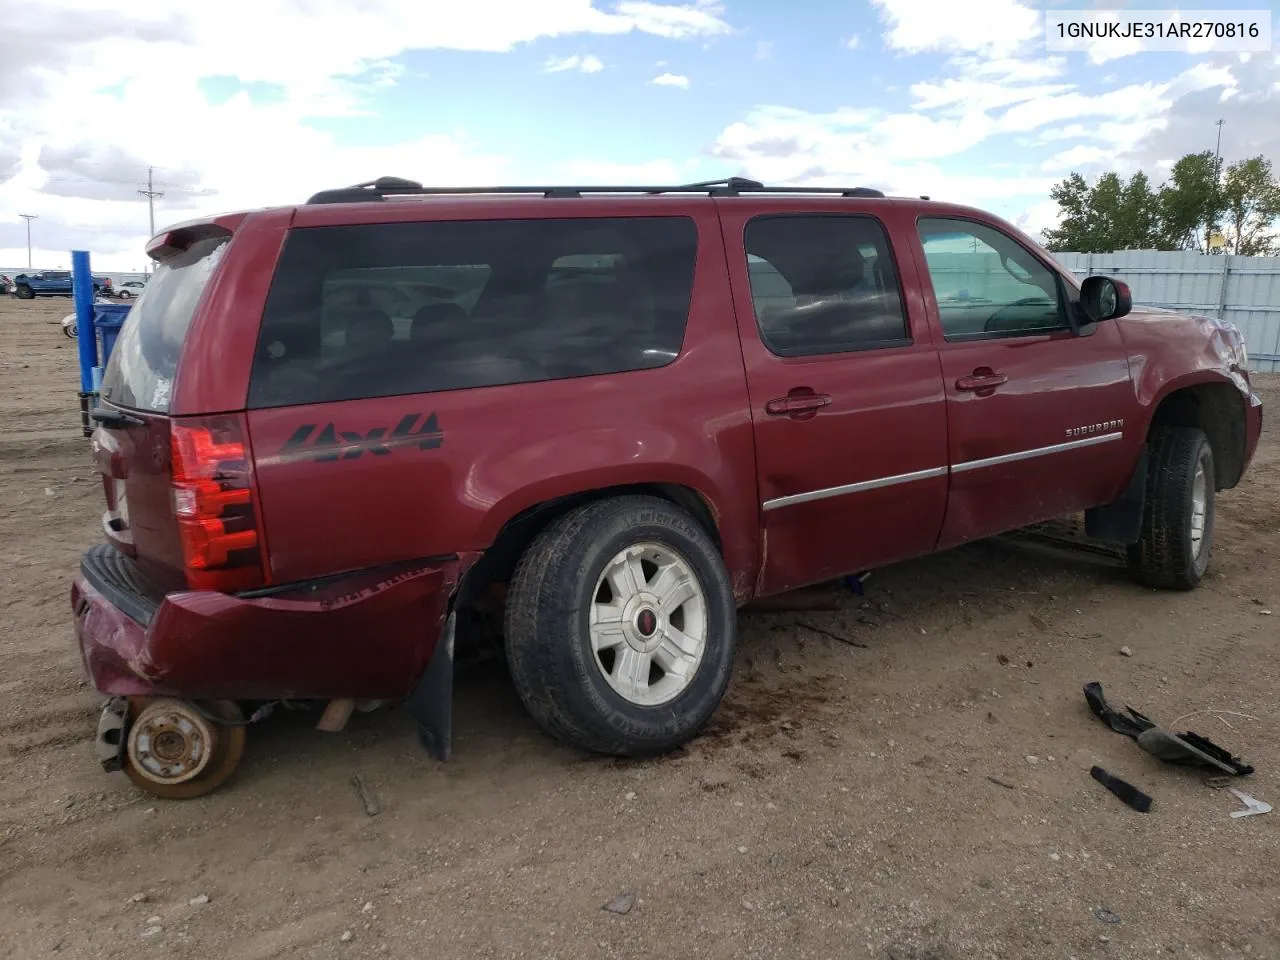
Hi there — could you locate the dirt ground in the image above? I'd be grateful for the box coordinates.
[0,295,1277,960]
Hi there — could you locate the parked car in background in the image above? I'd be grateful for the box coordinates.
[12,270,110,298]
[114,280,147,299]
[0,275,12,295]
[74,174,1263,800]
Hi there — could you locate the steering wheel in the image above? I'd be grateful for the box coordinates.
[985,297,1055,332]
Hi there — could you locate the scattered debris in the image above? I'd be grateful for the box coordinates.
[1094,907,1122,925]
[1228,789,1272,819]
[986,776,1016,790]
[1049,853,1061,862]
[1090,765,1153,813]
[362,902,374,914]
[602,892,636,915]
[188,894,210,906]
[624,791,637,801]
[794,620,867,648]
[996,653,1011,665]
[1119,645,1133,657]
[127,893,148,904]
[350,774,380,817]
[1029,614,1048,632]
[1260,610,1273,616]
[141,926,163,939]
[145,916,161,926]
[1083,682,1254,775]
[340,930,354,943]
[1025,756,1040,765]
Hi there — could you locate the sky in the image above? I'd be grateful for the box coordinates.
[1,0,1278,271]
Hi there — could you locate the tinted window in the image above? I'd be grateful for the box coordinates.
[248,217,698,408]
[743,215,908,357]
[917,218,1067,339]
[99,236,229,412]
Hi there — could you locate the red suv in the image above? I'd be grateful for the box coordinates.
[73,176,1263,798]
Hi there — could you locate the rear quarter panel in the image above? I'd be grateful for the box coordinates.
[243,204,762,596]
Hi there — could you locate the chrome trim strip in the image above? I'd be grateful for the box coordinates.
[760,431,1125,511]
[762,466,948,511]
[951,431,1124,473]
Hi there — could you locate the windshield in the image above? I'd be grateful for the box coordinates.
[99,236,229,413]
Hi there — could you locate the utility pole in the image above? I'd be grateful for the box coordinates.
[19,214,37,268]
[1209,119,1225,253]
[138,166,164,239]
[138,166,164,277]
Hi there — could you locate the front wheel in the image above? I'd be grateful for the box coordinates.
[14,284,34,300]
[1127,426,1215,590]
[117,290,131,299]
[504,495,737,756]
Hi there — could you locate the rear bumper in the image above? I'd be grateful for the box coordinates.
[72,544,464,700]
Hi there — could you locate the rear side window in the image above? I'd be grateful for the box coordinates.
[743,215,909,357]
[247,217,699,408]
[99,236,229,412]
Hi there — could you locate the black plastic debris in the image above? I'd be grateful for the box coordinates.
[1083,682,1254,776]
[1090,765,1153,812]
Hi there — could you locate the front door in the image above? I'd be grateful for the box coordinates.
[720,204,950,596]
[911,216,1141,550]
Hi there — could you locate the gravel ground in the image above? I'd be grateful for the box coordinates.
[1,295,1277,960]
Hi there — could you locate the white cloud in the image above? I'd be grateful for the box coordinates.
[845,33,861,50]
[870,0,1041,58]
[1039,145,1115,172]
[651,72,691,88]
[0,0,733,268]
[543,54,605,73]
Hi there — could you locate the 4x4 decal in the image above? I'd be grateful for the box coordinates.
[281,413,444,462]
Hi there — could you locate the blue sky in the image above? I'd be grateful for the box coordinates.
[2,0,1278,269]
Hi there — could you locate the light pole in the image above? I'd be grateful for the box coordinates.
[19,214,37,268]
[1209,119,1225,253]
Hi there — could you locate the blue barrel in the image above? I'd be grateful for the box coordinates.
[94,303,131,368]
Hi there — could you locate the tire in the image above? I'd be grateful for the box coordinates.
[64,322,78,339]
[118,290,131,299]
[1126,426,1215,591]
[15,285,34,300]
[504,495,736,756]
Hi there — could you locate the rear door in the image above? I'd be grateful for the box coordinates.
[719,202,950,596]
[911,215,1140,549]
[93,230,233,590]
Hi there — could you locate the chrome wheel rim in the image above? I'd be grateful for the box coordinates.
[589,542,708,706]
[1190,455,1209,558]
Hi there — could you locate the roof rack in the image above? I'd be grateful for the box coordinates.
[304,176,888,205]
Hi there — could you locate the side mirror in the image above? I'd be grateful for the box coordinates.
[1079,276,1132,323]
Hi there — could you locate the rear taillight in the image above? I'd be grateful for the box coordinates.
[170,415,267,592]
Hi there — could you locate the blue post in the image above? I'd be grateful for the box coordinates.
[71,250,98,393]
[72,250,99,437]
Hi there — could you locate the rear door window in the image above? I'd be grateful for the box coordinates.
[99,235,229,412]
[248,217,699,408]
[743,215,909,357]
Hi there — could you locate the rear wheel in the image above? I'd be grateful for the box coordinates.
[118,290,132,299]
[123,698,247,799]
[1127,426,1215,590]
[504,496,736,756]
[14,284,34,300]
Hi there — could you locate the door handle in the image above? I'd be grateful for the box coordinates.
[765,393,832,416]
[955,371,1008,393]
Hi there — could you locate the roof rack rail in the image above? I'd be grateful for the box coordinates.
[305,176,888,205]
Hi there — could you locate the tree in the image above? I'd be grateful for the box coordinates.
[1155,151,1224,253]
[1041,170,1162,252]
[1040,151,1280,254]
[1221,156,1280,256]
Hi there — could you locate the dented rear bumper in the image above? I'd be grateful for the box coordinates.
[72,544,463,701]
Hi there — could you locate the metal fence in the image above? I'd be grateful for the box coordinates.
[1053,250,1280,373]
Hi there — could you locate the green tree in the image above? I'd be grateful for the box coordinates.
[1041,170,1162,252]
[1221,156,1280,256]
[1155,151,1224,253]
